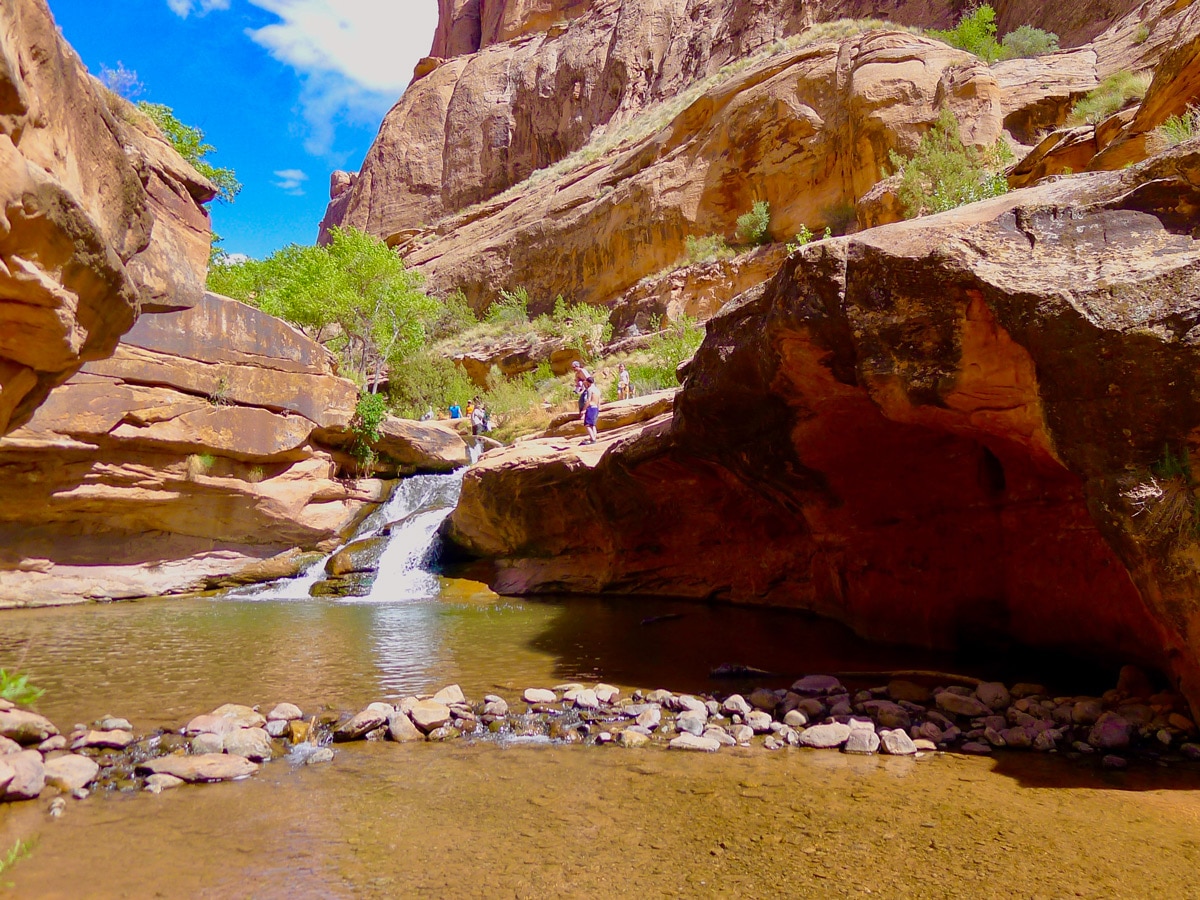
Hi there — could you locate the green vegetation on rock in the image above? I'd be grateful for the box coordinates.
[889,107,1010,218]
[137,102,241,203]
[735,200,771,246]
[1155,107,1200,147]
[928,5,1058,63]
[1067,71,1152,125]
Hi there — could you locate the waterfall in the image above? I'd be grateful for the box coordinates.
[227,471,463,602]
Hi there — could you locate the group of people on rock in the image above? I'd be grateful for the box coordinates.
[441,398,492,435]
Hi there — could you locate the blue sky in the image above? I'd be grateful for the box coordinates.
[50,0,439,260]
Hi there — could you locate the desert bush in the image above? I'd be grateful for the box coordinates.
[735,200,771,245]
[486,287,531,325]
[1134,24,1150,44]
[928,5,1003,62]
[1068,71,1153,125]
[428,289,478,340]
[889,107,1010,217]
[535,296,614,359]
[1155,107,1200,147]
[999,24,1059,59]
[390,352,476,419]
[684,234,734,264]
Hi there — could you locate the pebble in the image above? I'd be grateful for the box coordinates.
[97,716,133,732]
[0,709,59,745]
[305,748,335,765]
[43,755,100,792]
[790,675,843,696]
[861,701,910,730]
[38,735,68,752]
[783,710,808,728]
[677,710,708,736]
[723,694,752,717]
[703,727,737,747]
[636,707,662,730]
[729,724,754,744]
[191,733,224,755]
[0,735,20,755]
[960,742,992,755]
[572,690,600,710]
[669,734,721,752]
[746,711,773,734]
[618,730,649,748]
[936,693,991,718]
[145,773,184,793]
[880,729,918,756]
[209,704,266,729]
[2,750,45,801]
[912,739,937,751]
[1102,754,1128,770]
[224,727,274,761]
[410,701,452,733]
[594,684,620,704]
[333,709,389,742]
[266,719,290,738]
[844,729,880,755]
[483,698,509,717]
[746,689,778,711]
[675,695,708,714]
[523,688,556,704]
[976,682,1011,711]
[266,703,303,722]
[1088,713,1133,750]
[432,685,465,705]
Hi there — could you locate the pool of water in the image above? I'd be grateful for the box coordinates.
[3,472,1200,895]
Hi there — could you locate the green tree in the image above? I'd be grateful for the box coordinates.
[735,200,771,245]
[137,101,241,202]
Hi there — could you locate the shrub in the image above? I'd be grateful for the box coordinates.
[350,392,388,471]
[1124,446,1200,542]
[535,296,614,359]
[735,200,771,245]
[786,224,832,252]
[1134,24,1150,45]
[628,316,706,391]
[0,669,44,706]
[1000,24,1059,59]
[684,234,734,264]
[1067,71,1153,125]
[889,107,1010,217]
[1155,107,1200,147]
[390,352,476,419]
[428,289,477,340]
[486,287,530,324]
[137,101,241,202]
[928,5,1003,63]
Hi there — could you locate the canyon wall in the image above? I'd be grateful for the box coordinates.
[446,144,1200,710]
[0,0,214,436]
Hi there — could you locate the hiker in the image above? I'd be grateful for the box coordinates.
[471,403,488,435]
[580,375,601,444]
[617,363,631,400]
[571,360,591,413]
[449,403,462,419]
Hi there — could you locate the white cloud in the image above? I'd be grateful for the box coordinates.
[273,168,309,195]
[167,0,231,17]
[245,0,440,157]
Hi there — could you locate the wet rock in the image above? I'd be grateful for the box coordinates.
[1089,713,1134,750]
[915,722,943,744]
[722,695,752,717]
[224,728,274,761]
[267,703,303,722]
[410,701,452,733]
[334,709,389,742]
[960,742,992,755]
[674,695,707,714]
[783,710,808,729]
[483,697,509,717]
[0,735,20,755]
[1117,665,1154,699]
[940,726,962,744]
[845,729,881,755]
[384,711,423,743]
[618,730,649,748]
[305,748,335,765]
[829,699,853,718]
[976,682,1012,711]
[985,727,1006,747]
[677,710,707,736]
[729,724,754,744]
[288,720,313,744]
[2,750,44,800]
[861,700,911,730]
[790,675,843,697]
[763,736,783,750]
[703,727,736,747]
[1072,699,1104,725]
[184,715,240,736]
[0,709,59,745]
[140,753,259,782]
[594,684,620,704]
[1102,754,1128,770]
[797,723,851,749]
[191,733,224,755]
[210,704,266,729]
[888,680,932,703]
[145,773,184,794]
[745,689,778,712]
[746,711,773,734]
[432,685,466,705]
[1002,728,1033,749]
[880,729,918,756]
[636,707,661,730]
[265,720,290,738]
[43,754,99,792]
[669,733,721,752]
[936,693,991,718]
[571,690,600,710]
[645,690,674,704]
[1033,731,1059,752]
[95,716,133,732]
[913,739,938,751]
[37,735,67,753]
[523,688,556,704]
[71,730,136,750]
[793,698,825,720]
[426,726,461,742]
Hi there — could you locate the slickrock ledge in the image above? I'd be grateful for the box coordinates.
[446,144,1200,714]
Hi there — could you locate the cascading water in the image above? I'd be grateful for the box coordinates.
[228,470,464,602]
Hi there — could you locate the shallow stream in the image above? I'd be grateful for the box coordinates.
[3,473,1200,896]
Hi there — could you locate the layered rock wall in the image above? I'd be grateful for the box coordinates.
[447,145,1200,711]
[0,0,215,435]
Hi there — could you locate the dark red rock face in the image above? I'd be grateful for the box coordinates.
[448,146,1200,710]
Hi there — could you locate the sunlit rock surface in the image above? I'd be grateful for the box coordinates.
[447,145,1200,712]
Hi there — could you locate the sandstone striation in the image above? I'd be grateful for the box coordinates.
[0,0,215,435]
[445,145,1200,713]
[0,292,468,606]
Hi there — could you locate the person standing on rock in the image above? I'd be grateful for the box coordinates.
[617,363,631,401]
[471,403,488,436]
[572,360,591,413]
[581,375,601,444]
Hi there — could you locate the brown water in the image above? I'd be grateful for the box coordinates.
[3,517,1200,894]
